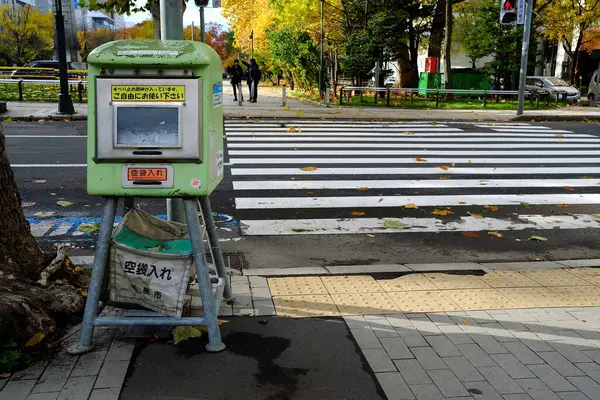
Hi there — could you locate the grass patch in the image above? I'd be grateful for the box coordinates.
[0,340,30,373]
[341,93,565,110]
[0,82,87,103]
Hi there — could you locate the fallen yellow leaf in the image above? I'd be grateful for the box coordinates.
[300,166,318,171]
[351,211,365,216]
[403,131,415,135]
[25,333,45,347]
[556,204,569,208]
[404,204,419,209]
[484,205,499,212]
[439,176,451,180]
[468,160,472,164]
[459,202,466,204]
[415,157,428,162]
[461,232,480,238]
[488,231,503,237]
[436,165,450,171]
[529,235,548,241]
[356,187,369,191]
[432,209,454,216]
[452,162,456,167]
[367,234,375,237]
[284,104,291,111]
[555,134,564,138]
[81,289,88,296]
[288,127,297,132]
[563,186,575,191]
[22,201,36,207]
[470,213,484,219]
[296,109,303,117]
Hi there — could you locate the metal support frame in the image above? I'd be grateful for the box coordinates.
[68,196,227,355]
[516,0,533,116]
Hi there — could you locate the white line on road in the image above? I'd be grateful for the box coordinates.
[227,142,599,149]
[227,127,465,132]
[232,178,600,190]
[491,129,573,133]
[5,135,85,138]
[225,133,593,140]
[11,164,86,167]
[240,214,600,235]
[231,167,600,176]
[225,131,526,137]
[235,194,600,209]
[228,157,600,165]
[49,222,74,236]
[229,150,600,156]
[227,137,600,144]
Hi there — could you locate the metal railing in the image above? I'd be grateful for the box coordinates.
[339,86,571,108]
[0,66,87,80]
[0,79,88,103]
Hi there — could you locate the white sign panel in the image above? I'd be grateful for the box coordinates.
[517,0,525,24]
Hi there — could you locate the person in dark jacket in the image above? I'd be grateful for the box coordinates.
[242,59,261,102]
[227,59,244,101]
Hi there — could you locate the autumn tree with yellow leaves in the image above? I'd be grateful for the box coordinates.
[0,5,54,66]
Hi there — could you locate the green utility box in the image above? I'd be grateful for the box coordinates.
[86,40,224,197]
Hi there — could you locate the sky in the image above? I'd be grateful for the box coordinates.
[124,0,229,29]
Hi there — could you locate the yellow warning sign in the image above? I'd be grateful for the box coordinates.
[111,85,186,102]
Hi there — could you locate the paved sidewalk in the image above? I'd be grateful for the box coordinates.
[2,87,600,121]
[6,264,600,399]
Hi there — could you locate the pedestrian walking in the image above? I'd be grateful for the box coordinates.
[227,60,244,102]
[242,59,261,102]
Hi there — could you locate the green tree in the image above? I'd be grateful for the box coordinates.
[0,5,54,66]
[267,28,320,90]
[453,0,496,68]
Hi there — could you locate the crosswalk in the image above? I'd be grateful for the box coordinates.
[225,121,600,236]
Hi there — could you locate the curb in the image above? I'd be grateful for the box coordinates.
[512,114,600,122]
[71,256,600,276]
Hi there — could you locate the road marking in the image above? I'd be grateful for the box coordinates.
[5,135,85,138]
[229,150,600,156]
[491,128,573,133]
[226,131,491,137]
[231,167,600,176]
[235,194,600,209]
[30,221,56,236]
[48,222,74,236]
[227,127,464,132]
[226,133,594,140]
[11,164,86,168]
[227,142,600,149]
[240,214,600,235]
[227,137,599,143]
[229,157,600,165]
[232,178,600,190]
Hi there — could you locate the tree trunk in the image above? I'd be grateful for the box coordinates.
[397,50,418,88]
[443,0,453,93]
[0,123,44,279]
[0,122,87,350]
[429,0,446,58]
[147,0,161,39]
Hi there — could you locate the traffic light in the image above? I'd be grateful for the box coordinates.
[194,0,209,7]
[500,0,516,25]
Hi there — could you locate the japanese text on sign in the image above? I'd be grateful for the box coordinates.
[111,85,186,102]
[123,261,173,280]
[127,168,168,181]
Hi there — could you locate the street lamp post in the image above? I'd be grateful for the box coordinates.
[249,30,254,59]
[54,0,74,115]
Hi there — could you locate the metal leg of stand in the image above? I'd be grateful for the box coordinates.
[68,197,117,355]
[184,199,225,353]
[199,196,234,301]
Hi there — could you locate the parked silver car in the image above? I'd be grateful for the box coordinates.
[525,76,581,102]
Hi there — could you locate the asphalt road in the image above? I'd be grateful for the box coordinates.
[5,119,600,267]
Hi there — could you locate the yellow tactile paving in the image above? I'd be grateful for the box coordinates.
[376,274,438,291]
[321,275,384,294]
[426,273,491,290]
[265,268,600,317]
[520,269,590,287]
[444,289,518,310]
[567,269,600,285]
[497,287,571,308]
[388,290,462,313]
[267,277,328,296]
[479,271,542,288]
[331,292,400,316]
[272,294,340,318]
[550,286,600,307]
